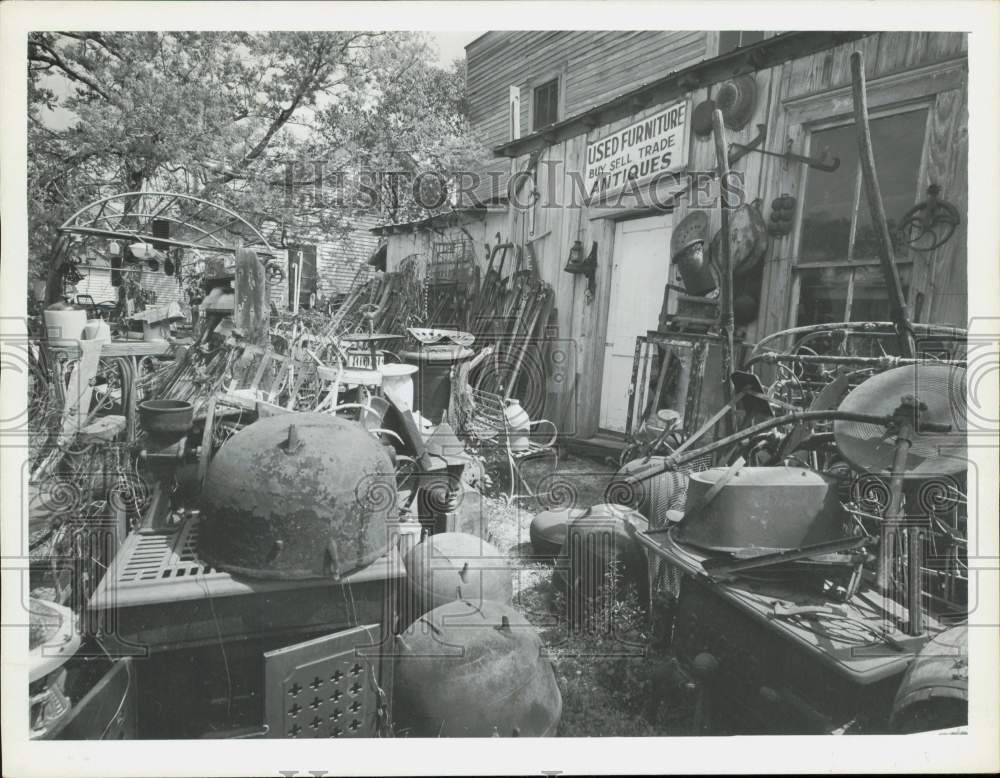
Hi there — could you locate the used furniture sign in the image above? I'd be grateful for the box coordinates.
[584,100,690,196]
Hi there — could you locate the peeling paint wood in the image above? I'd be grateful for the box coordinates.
[913,86,968,326]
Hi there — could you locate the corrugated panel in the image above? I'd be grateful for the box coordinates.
[300,219,382,301]
[141,268,184,306]
[75,264,183,307]
[75,266,116,304]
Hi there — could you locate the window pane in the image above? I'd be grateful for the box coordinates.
[799,124,861,262]
[853,109,928,260]
[848,264,912,323]
[718,31,741,55]
[796,266,851,326]
[718,31,764,55]
[739,31,766,46]
[533,78,559,130]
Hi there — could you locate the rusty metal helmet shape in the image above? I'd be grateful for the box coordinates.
[198,412,396,580]
[394,599,562,737]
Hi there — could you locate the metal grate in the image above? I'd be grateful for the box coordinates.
[91,513,398,615]
[265,624,384,738]
[427,240,475,285]
[116,517,221,584]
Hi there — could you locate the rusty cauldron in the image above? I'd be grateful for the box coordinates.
[394,599,562,737]
[401,532,512,624]
[675,466,850,553]
[199,413,396,580]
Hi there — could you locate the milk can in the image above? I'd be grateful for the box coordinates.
[504,399,531,452]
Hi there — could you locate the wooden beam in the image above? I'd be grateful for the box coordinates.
[850,51,915,358]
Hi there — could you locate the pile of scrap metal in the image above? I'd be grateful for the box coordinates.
[537,52,967,736]
[28,197,563,740]
[467,236,555,417]
[31,402,562,739]
[322,254,426,340]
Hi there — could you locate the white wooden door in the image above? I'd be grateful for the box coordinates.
[599,214,672,432]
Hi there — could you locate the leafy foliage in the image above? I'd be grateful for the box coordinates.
[27,32,484,276]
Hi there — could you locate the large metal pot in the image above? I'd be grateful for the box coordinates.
[198,413,396,579]
[401,532,512,622]
[675,466,850,553]
[138,399,194,439]
[394,599,562,737]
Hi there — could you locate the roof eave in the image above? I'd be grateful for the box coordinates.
[492,30,873,159]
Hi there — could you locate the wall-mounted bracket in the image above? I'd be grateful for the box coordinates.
[729,136,840,172]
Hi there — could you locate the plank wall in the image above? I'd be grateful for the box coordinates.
[385,31,968,436]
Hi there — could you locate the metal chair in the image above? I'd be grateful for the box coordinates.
[466,387,558,497]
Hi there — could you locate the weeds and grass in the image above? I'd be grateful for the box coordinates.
[517,561,692,737]
[473,452,695,737]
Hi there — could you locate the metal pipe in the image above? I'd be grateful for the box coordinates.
[850,52,915,358]
[625,409,901,482]
[711,110,735,436]
[747,321,967,362]
[878,419,912,609]
[746,353,966,369]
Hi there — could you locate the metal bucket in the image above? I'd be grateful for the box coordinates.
[137,400,194,439]
[675,466,850,553]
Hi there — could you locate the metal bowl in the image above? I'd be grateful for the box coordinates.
[138,399,194,437]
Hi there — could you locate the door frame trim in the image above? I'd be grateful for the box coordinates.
[593,210,673,433]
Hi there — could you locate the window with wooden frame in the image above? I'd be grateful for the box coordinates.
[792,104,930,334]
[718,31,767,56]
[531,77,560,131]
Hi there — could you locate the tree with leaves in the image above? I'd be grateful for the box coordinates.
[28,31,483,286]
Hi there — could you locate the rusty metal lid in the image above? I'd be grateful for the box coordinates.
[402,532,512,621]
[670,210,709,257]
[715,75,757,131]
[394,599,562,736]
[709,201,769,276]
[401,345,475,363]
[198,413,396,580]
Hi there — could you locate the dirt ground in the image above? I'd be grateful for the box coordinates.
[474,450,693,737]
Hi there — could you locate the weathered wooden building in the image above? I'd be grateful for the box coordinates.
[374,31,968,445]
[268,215,381,309]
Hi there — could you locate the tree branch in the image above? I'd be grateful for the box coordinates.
[28,38,116,103]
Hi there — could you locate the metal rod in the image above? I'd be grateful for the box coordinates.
[907,524,925,636]
[702,534,869,578]
[746,353,966,369]
[711,109,735,437]
[626,409,903,483]
[748,321,968,362]
[878,426,912,594]
[850,52,915,358]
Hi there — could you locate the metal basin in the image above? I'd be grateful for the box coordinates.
[675,466,850,553]
[138,399,194,437]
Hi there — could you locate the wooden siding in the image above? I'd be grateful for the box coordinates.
[76,263,185,307]
[270,217,381,307]
[467,31,710,148]
[386,31,967,435]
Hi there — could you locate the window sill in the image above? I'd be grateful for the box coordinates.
[791,258,914,271]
